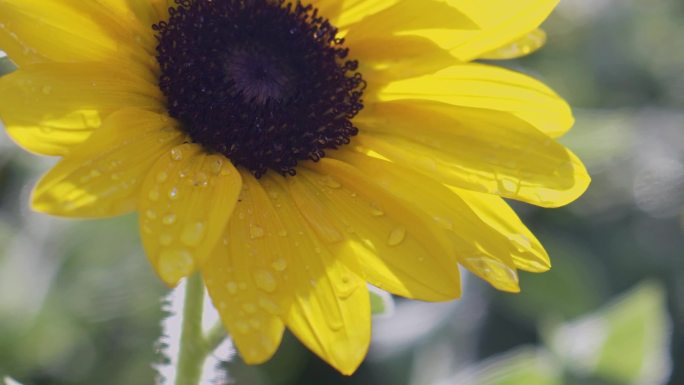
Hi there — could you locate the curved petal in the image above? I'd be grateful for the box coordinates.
[31,109,182,218]
[203,171,291,364]
[138,144,241,286]
[372,63,574,139]
[292,161,462,301]
[451,188,550,273]
[310,0,400,29]
[355,101,590,207]
[0,61,163,156]
[479,29,547,60]
[328,150,521,292]
[260,174,371,375]
[0,0,156,68]
[438,0,558,61]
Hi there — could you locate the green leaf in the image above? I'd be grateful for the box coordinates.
[454,348,563,385]
[369,286,394,316]
[548,280,671,384]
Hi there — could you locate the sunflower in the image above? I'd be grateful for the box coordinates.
[0,0,589,375]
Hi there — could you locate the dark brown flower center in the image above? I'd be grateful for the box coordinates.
[154,0,365,177]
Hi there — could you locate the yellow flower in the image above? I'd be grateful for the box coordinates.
[0,0,589,375]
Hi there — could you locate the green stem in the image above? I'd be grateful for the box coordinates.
[175,273,206,385]
[173,274,229,385]
[204,321,228,353]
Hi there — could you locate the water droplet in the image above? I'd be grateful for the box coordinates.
[156,172,168,183]
[258,297,281,315]
[249,224,265,239]
[271,257,288,272]
[253,270,277,292]
[226,281,238,294]
[465,255,519,290]
[181,222,205,246]
[387,226,406,246]
[433,216,454,230]
[145,209,157,220]
[509,234,532,251]
[323,176,342,189]
[370,206,384,217]
[249,319,262,329]
[162,213,177,225]
[168,187,179,200]
[210,159,223,175]
[148,189,160,201]
[159,234,173,246]
[235,321,250,334]
[242,303,257,313]
[170,147,184,161]
[193,172,209,187]
[498,178,519,194]
[157,249,193,284]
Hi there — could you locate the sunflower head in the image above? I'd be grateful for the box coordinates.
[0,0,589,376]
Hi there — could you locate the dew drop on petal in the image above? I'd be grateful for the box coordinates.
[249,224,265,239]
[159,234,173,246]
[253,270,277,292]
[226,281,238,294]
[323,176,342,189]
[271,257,287,272]
[162,213,177,226]
[181,222,206,246]
[235,321,250,334]
[148,189,160,201]
[242,303,257,313]
[498,178,520,194]
[157,249,193,283]
[168,187,179,200]
[170,147,184,161]
[156,171,169,183]
[258,297,281,315]
[387,226,406,246]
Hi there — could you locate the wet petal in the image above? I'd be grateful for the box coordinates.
[32,109,181,218]
[261,174,371,375]
[451,187,551,273]
[329,150,521,292]
[355,100,589,207]
[292,162,462,301]
[479,29,547,60]
[139,144,241,286]
[0,62,163,155]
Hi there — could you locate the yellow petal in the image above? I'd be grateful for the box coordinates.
[373,63,573,139]
[260,174,371,375]
[293,161,462,301]
[310,0,400,29]
[480,29,547,60]
[32,109,181,218]
[0,62,163,156]
[328,150,521,292]
[355,101,590,207]
[203,172,291,364]
[139,144,241,286]
[0,0,154,68]
[452,188,550,273]
[446,0,559,61]
[342,1,468,82]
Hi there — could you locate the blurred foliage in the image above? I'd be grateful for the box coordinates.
[1,0,684,384]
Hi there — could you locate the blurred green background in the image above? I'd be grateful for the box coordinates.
[1,0,683,384]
